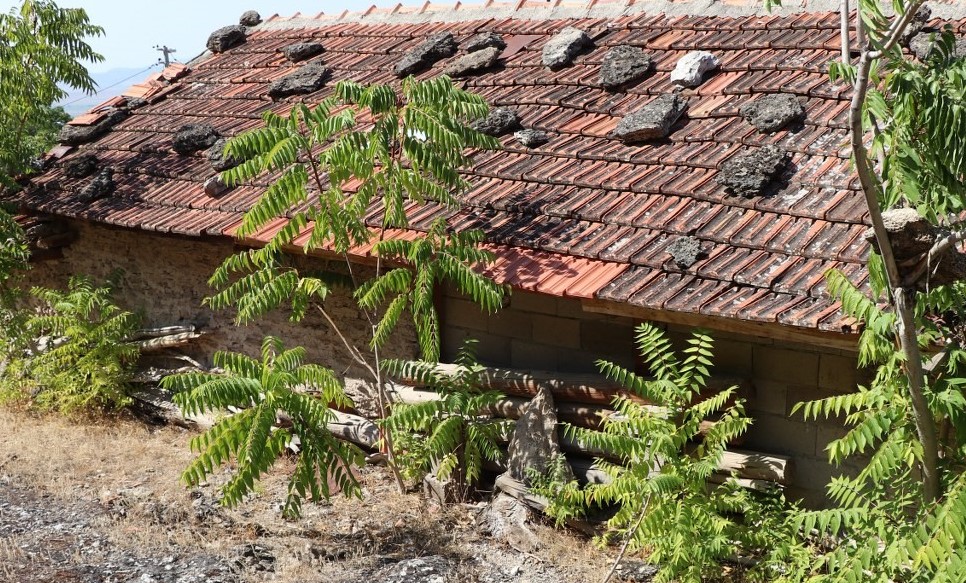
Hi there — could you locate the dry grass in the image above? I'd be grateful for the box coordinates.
[0,407,616,582]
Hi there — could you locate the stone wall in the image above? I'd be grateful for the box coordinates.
[442,286,864,507]
[23,221,420,410]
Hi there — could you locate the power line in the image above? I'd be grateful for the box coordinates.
[59,62,163,107]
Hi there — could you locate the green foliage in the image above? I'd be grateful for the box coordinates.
[534,323,792,583]
[208,77,505,358]
[164,337,364,518]
[15,274,140,413]
[381,340,510,500]
[0,0,102,184]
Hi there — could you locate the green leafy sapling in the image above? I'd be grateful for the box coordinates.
[163,336,363,518]
[381,340,511,500]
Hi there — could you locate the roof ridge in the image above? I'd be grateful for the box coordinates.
[256,0,847,29]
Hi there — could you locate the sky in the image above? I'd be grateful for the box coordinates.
[3,1,420,72]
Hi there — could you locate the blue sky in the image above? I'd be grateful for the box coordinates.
[4,1,419,72]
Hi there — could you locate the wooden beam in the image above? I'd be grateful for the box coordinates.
[581,298,859,353]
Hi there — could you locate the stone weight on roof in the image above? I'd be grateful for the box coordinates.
[513,129,550,148]
[77,168,114,203]
[599,45,653,90]
[206,25,246,54]
[281,42,325,63]
[909,31,966,61]
[62,153,98,180]
[443,46,501,77]
[739,94,805,133]
[667,236,704,269]
[238,10,261,27]
[465,32,505,53]
[472,108,522,137]
[717,145,790,198]
[267,61,330,100]
[542,27,591,70]
[58,110,128,146]
[613,93,687,143]
[204,175,230,197]
[172,124,220,155]
[901,4,932,45]
[670,51,719,88]
[206,139,240,173]
[394,32,458,77]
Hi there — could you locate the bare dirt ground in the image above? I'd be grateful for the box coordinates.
[0,408,624,583]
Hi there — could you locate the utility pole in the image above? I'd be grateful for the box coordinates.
[154,45,176,67]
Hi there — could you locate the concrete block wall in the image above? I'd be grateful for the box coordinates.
[443,287,865,507]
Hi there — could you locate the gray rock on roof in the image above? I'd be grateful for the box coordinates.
[717,145,790,198]
[909,31,966,61]
[542,27,591,70]
[472,108,522,137]
[613,93,688,143]
[267,61,330,100]
[739,93,806,133]
[58,110,129,146]
[667,236,704,269]
[599,45,653,90]
[206,25,246,54]
[172,124,220,155]
[239,10,262,27]
[465,32,506,53]
[281,42,325,63]
[77,168,114,202]
[513,129,550,148]
[394,32,458,77]
[442,46,501,77]
[670,50,720,88]
[63,153,99,179]
[206,139,240,172]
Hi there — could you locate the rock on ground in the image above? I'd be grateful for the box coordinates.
[465,32,506,52]
[613,93,687,142]
[375,555,454,583]
[58,109,129,146]
[63,152,98,179]
[478,493,544,553]
[268,61,330,99]
[207,25,246,53]
[507,387,572,484]
[282,41,325,62]
[472,107,522,137]
[172,123,220,155]
[600,45,653,89]
[739,93,805,133]
[514,129,550,148]
[717,144,789,198]
[542,27,591,70]
[670,50,720,87]
[238,10,262,27]
[394,32,458,77]
[443,46,502,77]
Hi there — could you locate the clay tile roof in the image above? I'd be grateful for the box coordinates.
[15,0,966,340]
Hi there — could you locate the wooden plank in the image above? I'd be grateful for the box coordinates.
[581,297,859,353]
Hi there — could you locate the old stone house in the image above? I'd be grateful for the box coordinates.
[11,0,964,506]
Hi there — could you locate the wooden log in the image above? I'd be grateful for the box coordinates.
[716,449,793,485]
[129,325,197,341]
[134,332,204,352]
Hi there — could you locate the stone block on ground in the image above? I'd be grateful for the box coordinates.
[507,386,573,485]
[442,46,501,77]
[739,93,805,133]
[206,25,246,53]
[600,45,653,89]
[613,93,687,142]
[172,123,220,155]
[281,41,324,63]
[670,50,719,87]
[267,61,330,100]
[63,152,98,179]
[394,32,458,77]
[472,107,521,137]
[717,145,789,198]
[542,27,591,70]
[465,32,506,52]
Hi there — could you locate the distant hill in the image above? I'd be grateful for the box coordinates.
[58,65,161,118]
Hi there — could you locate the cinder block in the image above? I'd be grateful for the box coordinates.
[754,345,818,386]
[748,379,788,417]
[743,413,817,459]
[818,354,859,393]
[580,320,636,362]
[507,290,558,315]
[556,348,611,374]
[487,309,533,340]
[510,339,558,370]
[709,338,753,375]
[556,296,587,319]
[531,314,581,349]
[443,327,511,366]
[443,296,489,332]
